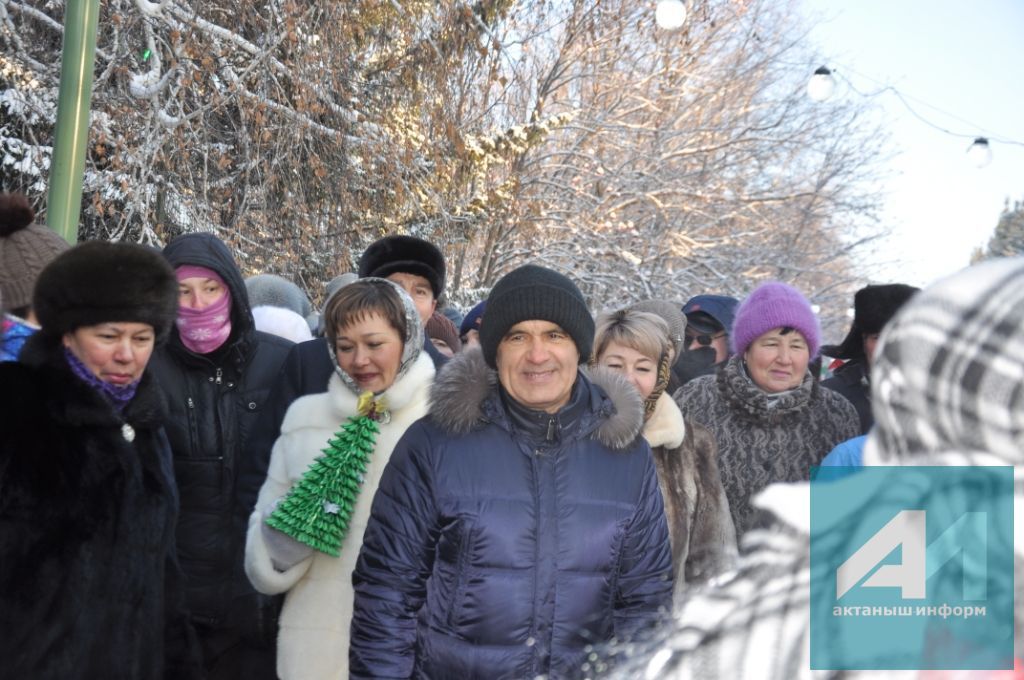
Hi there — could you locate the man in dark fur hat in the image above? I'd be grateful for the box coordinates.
[357,234,446,328]
[821,283,919,433]
[349,264,673,679]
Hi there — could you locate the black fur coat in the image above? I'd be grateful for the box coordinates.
[0,334,202,679]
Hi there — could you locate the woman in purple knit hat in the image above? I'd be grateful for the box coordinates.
[673,281,859,538]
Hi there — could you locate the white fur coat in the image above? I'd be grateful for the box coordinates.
[244,353,434,680]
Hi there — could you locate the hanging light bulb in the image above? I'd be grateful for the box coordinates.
[807,66,836,102]
[967,137,993,168]
[655,0,687,30]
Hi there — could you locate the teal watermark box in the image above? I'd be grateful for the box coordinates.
[810,466,1014,670]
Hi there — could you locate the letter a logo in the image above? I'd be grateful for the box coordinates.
[837,510,926,599]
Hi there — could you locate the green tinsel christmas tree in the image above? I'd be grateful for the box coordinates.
[265,408,381,557]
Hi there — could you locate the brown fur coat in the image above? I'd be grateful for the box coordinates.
[644,393,737,593]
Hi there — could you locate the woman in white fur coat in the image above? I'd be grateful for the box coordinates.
[244,278,435,680]
[593,309,737,595]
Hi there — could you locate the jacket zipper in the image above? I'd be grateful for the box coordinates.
[529,445,542,675]
[186,397,201,453]
[214,367,223,385]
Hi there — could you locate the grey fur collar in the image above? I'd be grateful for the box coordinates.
[429,348,644,450]
[429,349,497,435]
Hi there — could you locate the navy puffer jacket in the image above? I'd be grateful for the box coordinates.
[350,349,673,679]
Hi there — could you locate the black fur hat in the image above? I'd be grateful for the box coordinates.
[33,240,179,342]
[358,235,446,297]
[822,283,920,360]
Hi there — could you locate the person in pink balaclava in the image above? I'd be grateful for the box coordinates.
[147,232,294,680]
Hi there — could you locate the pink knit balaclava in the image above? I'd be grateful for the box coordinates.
[175,265,232,354]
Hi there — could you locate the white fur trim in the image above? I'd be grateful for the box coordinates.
[643,392,685,449]
[252,305,314,344]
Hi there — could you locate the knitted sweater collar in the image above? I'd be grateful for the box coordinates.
[716,354,817,425]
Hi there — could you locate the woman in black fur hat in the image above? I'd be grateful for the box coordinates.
[0,240,202,678]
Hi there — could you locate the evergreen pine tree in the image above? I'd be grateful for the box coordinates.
[976,198,1024,261]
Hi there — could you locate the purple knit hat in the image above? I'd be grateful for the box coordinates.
[731,281,821,358]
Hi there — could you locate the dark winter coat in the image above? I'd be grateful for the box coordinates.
[821,359,872,434]
[643,393,737,593]
[350,350,674,680]
[674,355,860,538]
[147,233,293,649]
[0,335,201,679]
[240,333,449,520]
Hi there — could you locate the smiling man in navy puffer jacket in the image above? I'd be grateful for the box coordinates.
[350,264,673,679]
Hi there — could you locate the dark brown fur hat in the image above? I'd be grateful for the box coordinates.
[32,240,179,342]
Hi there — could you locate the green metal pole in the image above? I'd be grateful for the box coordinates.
[46,0,101,245]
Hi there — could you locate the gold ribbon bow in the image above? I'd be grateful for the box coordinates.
[357,391,390,422]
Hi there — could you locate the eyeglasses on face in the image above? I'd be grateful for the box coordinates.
[686,332,726,347]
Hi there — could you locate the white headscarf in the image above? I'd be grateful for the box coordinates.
[325,277,424,396]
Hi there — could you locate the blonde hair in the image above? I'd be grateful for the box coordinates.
[593,309,670,363]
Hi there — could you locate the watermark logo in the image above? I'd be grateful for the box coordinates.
[809,466,1013,670]
[837,509,987,600]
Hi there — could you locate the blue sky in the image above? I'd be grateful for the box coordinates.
[799,0,1024,287]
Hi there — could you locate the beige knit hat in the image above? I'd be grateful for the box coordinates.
[0,193,71,312]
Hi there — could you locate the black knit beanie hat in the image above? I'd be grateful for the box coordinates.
[33,240,179,342]
[479,264,594,368]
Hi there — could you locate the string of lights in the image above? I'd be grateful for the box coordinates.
[806,64,1024,168]
[651,0,1023,169]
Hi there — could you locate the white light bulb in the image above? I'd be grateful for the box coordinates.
[807,66,835,102]
[655,0,687,30]
[967,137,992,168]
